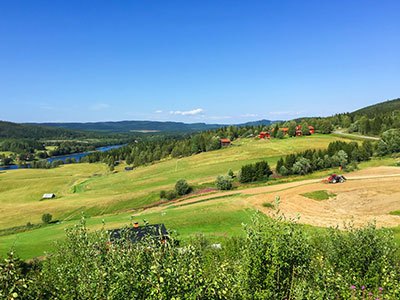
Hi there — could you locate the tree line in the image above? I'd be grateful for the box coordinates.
[276,140,374,176]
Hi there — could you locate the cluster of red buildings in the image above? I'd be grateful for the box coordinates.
[259,125,315,139]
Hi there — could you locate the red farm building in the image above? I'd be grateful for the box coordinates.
[295,125,303,136]
[308,125,315,134]
[220,138,231,147]
[280,128,289,135]
[259,131,271,139]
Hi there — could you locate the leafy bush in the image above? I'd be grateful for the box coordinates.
[175,179,192,196]
[262,202,274,208]
[159,190,167,199]
[41,213,52,224]
[165,190,177,201]
[378,129,400,155]
[292,157,312,175]
[215,175,233,190]
[0,252,33,299]
[4,215,400,299]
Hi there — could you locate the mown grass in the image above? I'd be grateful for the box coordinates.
[301,190,336,201]
[0,134,346,230]
[2,134,395,259]
[0,196,254,259]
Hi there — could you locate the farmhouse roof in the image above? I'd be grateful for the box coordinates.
[220,138,231,143]
[42,193,55,199]
[109,224,168,243]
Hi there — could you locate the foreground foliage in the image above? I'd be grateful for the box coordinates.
[1,214,400,299]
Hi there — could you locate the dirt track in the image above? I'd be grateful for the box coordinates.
[151,166,400,229]
[249,167,400,228]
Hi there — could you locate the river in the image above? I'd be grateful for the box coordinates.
[0,144,125,171]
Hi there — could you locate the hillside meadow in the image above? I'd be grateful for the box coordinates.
[0,134,346,229]
[3,134,400,259]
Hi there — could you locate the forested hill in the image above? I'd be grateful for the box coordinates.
[27,120,274,133]
[293,97,400,137]
[351,98,400,118]
[0,121,95,139]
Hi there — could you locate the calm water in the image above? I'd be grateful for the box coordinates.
[0,144,125,171]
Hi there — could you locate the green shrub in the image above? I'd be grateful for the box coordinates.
[215,175,233,190]
[165,190,177,201]
[262,202,274,208]
[175,179,192,196]
[159,190,167,199]
[41,213,52,224]
[4,215,400,299]
[0,252,33,299]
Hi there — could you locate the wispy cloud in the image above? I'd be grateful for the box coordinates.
[90,103,110,111]
[39,104,57,111]
[268,111,304,116]
[240,113,258,118]
[155,110,163,113]
[169,108,204,116]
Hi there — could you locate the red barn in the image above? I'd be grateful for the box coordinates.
[295,125,303,136]
[308,125,315,134]
[280,128,289,135]
[220,138,231,147]
[259,131,271,139]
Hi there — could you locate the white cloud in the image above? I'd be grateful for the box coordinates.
[169,108,204,116]
[268,111,304,116]
[240,113,258,118]
[90,103,110,111]
[39,105,56,111]
[155,110,163,113]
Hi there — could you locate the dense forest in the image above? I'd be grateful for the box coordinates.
[298,98,400,136]
[0,121,90,139]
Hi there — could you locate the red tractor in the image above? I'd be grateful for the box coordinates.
[324,174,346,184]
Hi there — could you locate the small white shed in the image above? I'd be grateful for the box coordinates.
[42,193,56,199]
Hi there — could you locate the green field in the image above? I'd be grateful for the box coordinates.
[301,190,337,200]
[0,135,347,229]
[0,134,382,258]
[0,195,254,258]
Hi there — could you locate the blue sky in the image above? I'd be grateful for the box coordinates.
[0,1,399,123]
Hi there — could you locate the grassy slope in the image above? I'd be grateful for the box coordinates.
[0,196,254,259]
[0,134,344,230]
[0,134,372,258]
[1,155,398,259]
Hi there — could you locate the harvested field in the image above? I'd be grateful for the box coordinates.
[248,167,400,228]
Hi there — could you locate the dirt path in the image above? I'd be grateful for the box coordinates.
[249,167,400,228]
[332,130,380,141]
[138,166,400,228]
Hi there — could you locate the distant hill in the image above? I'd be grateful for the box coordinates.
[239,119,277,126]
[351,98,400,118]
[0,121,89,139]
[27,119,276,133]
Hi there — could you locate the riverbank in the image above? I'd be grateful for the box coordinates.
[0,144,125,171]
